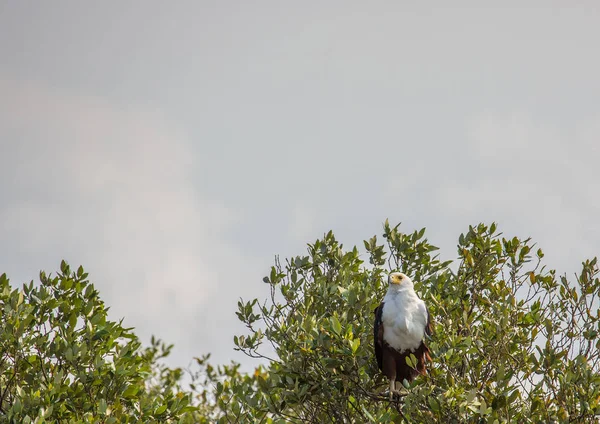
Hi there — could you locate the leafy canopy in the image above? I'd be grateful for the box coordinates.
[226,221,600,423]
[1,222,599,423]
[0,261,195,423]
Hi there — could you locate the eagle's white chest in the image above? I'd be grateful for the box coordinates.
[381,289,427,353]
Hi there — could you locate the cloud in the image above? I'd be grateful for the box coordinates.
[0,75,257,366]
[440,112,600,271]
[377,109,600,274]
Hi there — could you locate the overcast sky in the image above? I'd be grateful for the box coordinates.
[1,2,599,369]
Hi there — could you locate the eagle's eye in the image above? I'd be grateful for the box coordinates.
[398,275,403,280]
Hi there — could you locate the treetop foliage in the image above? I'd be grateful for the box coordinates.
[0,261,194,423]
[1,222,599,423]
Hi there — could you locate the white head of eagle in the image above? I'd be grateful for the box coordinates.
[373,272,432,398]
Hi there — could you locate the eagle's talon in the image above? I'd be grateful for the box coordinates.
[388,389,403,402]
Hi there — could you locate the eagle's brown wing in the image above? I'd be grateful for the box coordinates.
[425,306,432,336]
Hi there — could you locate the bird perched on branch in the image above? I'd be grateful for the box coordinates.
[374,272,432,399]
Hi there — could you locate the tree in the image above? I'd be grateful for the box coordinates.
[2,222,600,423]
[0,261,195,423]
[223,222,600,423]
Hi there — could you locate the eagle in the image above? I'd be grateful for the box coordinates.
[374,272,432,399]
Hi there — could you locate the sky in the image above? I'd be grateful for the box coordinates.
[1,2,599,370]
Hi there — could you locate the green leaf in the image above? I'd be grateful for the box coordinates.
[122,384,139,398]
[155,404,168,415]
[480,397,488,415]
[429,396,441,412]
[351,338,360,354]
[14,397,22,413]
[406,354,417,369]
[98,399,107,414]
[330,316,342,336]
